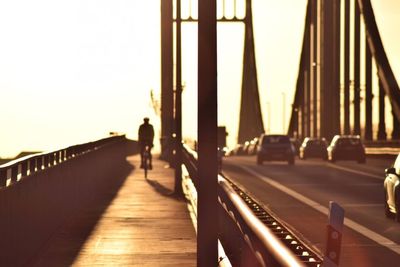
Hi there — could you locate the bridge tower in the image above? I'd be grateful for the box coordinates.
[289,0,400,142]
[238,0,265,143]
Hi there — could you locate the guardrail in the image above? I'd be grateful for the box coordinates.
[0,135,125,188]
[0,135,127,266]
[182,144,322,267]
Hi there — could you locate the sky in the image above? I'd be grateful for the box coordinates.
[0,0,399,158]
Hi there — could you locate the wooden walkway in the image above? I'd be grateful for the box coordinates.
[31,155,196,266]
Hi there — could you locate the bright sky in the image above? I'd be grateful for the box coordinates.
[0,0,399,158]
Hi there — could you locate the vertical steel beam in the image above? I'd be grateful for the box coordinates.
[365,39,373,140]
[392,110,400,140]
[353,0,361,135]
[377,80,387,140]
[161,0,174,160]
[334,0,341,136]
[304,69,310,137]
[305,1,311,137]
[198,0,218,265]
[174,0,183,196]
[320,0,341,140]
[344,0,351,134]
[312,0,319,137]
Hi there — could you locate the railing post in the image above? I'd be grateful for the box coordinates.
[11,165,18,183]
[37,156,43,170]
[30,157,36,174]
[21,161,28,178]
[0,168,6,187]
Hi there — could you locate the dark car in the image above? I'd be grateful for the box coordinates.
[384,153,400,221]
[256,134,295,165]
[247,138,259,155]
[299,137,328,160]
[290,138,301,156]
[327,135,366,163]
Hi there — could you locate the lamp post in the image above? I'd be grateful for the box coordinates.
[282,92,286,133]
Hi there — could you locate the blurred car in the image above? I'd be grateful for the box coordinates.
[256,134,295,165]
[247,138,259,155]
[327,135,366,163]
[299,137,328,160]
[243,141,251,155]
[290,138,301,156]
[384,153,400,221]
[232,144,244,156]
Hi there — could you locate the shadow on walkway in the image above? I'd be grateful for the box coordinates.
[30,160,134,267]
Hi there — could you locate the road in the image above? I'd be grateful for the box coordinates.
[222,155,400,267]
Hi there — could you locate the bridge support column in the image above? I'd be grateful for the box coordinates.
[377,81,387,140]
[392,109,400,140]
[365,40,373,140]
[320,0,341,141]
[198,0,218,265]
[343,0,350,134]
[311,0,319,137]
[161,0,174,161]
[353,0,361,135]
[304,69,310,137]
[238,0,264,143]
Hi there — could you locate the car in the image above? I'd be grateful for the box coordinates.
[299,137,328,160]
[256,134,295,165]
[247,138,259,155]
[384,153,400,221]
[232,144,245,156]
[290,138,301,156]
[327,135,366,163]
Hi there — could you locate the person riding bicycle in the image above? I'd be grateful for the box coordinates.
[138,117,154,169]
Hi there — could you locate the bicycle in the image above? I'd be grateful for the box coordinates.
[142,145,151,178]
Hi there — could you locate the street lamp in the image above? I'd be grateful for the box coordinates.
[282,92,286,133]
[266,101,271,134]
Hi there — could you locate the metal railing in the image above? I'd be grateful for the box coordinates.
[0,135,125,188]
[182,144,322,266]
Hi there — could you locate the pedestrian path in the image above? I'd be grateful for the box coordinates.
[31,155,197,266]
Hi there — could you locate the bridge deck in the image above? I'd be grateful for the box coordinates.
[30,155,196,266]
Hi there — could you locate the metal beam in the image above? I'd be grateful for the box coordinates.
[312,0,318,137]
[174,0,183,196]
[358,0,400,122]
[365,39,373,140]
[320,0,341,140]
[161,0,174,161]
[378,80,387,140]
[344,0,350,134]
[354,0,361,135]
[198,0,218,265]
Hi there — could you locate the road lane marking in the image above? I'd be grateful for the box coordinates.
[239,165,400,255]
[324,163,382,180]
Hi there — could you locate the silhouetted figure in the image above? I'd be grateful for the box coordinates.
[138,117,155,169]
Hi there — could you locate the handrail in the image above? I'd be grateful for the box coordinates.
[181,144,312,266]
[0,135,125,188]
[218,176,306,267]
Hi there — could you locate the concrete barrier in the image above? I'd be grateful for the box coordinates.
[0,137,129,266]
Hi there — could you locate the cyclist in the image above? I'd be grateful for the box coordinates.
[138,117,155,169]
